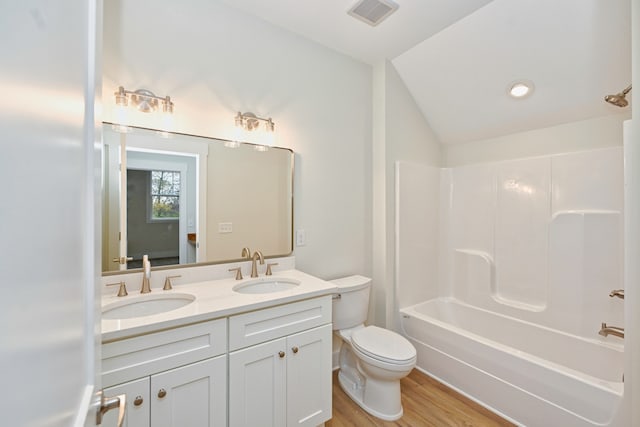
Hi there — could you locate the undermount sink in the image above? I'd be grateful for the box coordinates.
[102,293,196,320]
[233,278,301,294]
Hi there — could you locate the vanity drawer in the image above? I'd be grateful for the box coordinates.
[102,318,227,388]
[229,296,331,351]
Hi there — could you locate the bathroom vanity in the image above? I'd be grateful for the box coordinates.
[100,266,335,427]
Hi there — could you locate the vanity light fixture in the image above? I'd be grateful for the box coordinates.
[508,80,534,99]
[234,111,276,150]
[114,86,174,114]
[113,86,175,134]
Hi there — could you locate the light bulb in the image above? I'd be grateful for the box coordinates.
[508,80,534,99]
[233,124,246,144]
[224,140,240,148]
[263,129,276,147]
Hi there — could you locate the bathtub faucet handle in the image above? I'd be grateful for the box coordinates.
[609,289,624,299]
[599,322,624,339]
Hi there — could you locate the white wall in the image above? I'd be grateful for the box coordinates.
[372,61,442,328]
[102,0,373,279]
[435,114,629,341]
[444,113,630,167]
[437,148,624,338]
[395,162,441,310]
[206,143,291,261]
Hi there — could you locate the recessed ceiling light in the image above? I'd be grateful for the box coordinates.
[508,80,534,99]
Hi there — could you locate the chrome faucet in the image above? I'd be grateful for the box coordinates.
[599,323,624,339]
[141,255,152,294]
[250,250,264,278]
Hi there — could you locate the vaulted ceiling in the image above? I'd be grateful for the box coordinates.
[221,0,631,144]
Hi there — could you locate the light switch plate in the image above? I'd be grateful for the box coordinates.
[296,229,306,246]
[218,222,233,233]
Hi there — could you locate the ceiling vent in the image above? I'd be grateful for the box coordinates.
[348,0,399,27]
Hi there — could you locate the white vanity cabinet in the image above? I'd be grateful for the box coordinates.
[285,324,332,426]
[228,296,332,427]
[103,377,150,426]
[151,356,227,427]
[101,318,228,427]
[101,294,333,427]
[102,357,226,427]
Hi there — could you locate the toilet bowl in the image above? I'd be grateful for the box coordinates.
[331,276,416,421]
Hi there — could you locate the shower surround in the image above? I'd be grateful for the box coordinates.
[395,147,625,426]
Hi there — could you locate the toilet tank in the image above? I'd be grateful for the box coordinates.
[331,275,372,330]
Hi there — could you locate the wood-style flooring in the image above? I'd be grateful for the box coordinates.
[326,369,515,427]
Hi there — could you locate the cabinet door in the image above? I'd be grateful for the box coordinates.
[286,324,332,427]
[151,356,227,427]
[229,338,286,427]
[103,377,150,427]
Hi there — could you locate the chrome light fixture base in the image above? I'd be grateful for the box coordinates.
[114,86,174,114]
[234,111,276,150]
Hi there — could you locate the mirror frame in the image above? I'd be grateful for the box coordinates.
[102,122,295,276]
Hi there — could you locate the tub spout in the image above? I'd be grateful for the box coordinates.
[609,289,624,299]
[599,323,624,339]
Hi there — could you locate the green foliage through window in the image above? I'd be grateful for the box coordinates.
[151,170,180,219]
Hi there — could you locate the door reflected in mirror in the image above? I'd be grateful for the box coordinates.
[102,123,293,274]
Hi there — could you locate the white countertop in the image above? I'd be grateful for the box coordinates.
[101,269,337,342]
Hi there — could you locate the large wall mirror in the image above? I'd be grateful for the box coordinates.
[102,123,293,274]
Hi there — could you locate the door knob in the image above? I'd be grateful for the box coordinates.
[158,389,167,398]
[96,392,126,427]
[279,351,285,358]
[133,396,144,406]
[292,346,299,354]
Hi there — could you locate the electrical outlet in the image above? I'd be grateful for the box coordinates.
[296,229,306,246]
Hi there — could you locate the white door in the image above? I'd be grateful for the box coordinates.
[118,136,129,270]
[229,338,287,427]
[102,131,130,271]
[151,356,227,427]
[0,1,105,426]
[286,325,333,427]
[104,378,151,427]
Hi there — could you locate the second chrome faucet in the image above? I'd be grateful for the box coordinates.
[141,255,152,293]
[251,250,264,278]
[231,248,268,280]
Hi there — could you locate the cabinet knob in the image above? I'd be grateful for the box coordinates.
[133,396,144,406]
[157,389,167,398]
[292,346,299,354]
[279,351,285,358]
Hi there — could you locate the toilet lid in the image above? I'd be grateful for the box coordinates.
[351,326,416,364]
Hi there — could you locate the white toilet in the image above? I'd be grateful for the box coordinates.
[331,275,416,421]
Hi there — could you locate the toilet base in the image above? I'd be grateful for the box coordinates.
[338,370,404,421]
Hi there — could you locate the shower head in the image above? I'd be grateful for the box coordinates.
[604,85,632,107]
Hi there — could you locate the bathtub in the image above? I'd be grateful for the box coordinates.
[400,297,624,427]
